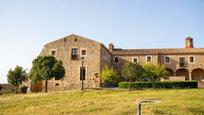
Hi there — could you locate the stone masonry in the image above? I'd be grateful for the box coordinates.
[37,34,204,91]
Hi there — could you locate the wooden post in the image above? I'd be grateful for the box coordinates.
[137,102,142,115]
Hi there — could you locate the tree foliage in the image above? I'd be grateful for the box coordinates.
[121,62,143,81]
[29,56,65,92]
[142,63,167,82]
[121,62,144,90]
[100,65,118,87]
[7,65,27,94]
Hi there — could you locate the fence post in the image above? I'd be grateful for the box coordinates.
[137,102,142,115]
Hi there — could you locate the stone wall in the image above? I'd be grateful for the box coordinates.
[35,34,204,90]
[112,54,159,74]
[159,54,204,73]
[100,45,112,70]
[112,53,204,81]
[40,34,102,91]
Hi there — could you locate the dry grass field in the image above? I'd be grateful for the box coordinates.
[0,89,204,115]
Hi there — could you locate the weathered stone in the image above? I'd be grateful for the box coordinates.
[29,34,204,90]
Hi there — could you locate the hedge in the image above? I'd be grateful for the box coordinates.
[119,81,198,89]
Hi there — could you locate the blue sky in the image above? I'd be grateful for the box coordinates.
[0,0,204,83]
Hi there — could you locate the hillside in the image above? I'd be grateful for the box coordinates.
[0,89,204,115]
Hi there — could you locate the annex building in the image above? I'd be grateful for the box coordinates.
[36,34,204,91]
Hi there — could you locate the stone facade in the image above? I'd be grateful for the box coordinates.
[111,48,204,82]
[38,34,204,90]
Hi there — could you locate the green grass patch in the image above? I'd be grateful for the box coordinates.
[0,89,204,115]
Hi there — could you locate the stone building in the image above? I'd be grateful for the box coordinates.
[38,34,204,90]
[39,34,112,90]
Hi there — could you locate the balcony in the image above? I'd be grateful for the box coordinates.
[179,62,187,68]
[71,54,78,60]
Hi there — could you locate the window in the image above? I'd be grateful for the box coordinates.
[81,50,86,56]
[74,38,78,42]
[146,56,152,63]
[51,51,56,56]
[50,49,57,57]
[165,56,170,64]
[179,57,185,67]
[114,57,119,63]
[71,48,78,59]
[189,56,195,64]
[55,83,59,86]
[132,57,138,63]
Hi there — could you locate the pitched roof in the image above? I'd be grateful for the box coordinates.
[112,48,204,55]
[44,34,102,46]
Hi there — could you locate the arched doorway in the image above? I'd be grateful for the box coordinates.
[166,68,174,76]
[176,69,189,80]
[192,68,204,81]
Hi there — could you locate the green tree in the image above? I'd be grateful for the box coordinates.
[121,62,143,90]
[29,56,65,92]
[100,65,118,87]
[142,63,167,82]
[7,65,27,94]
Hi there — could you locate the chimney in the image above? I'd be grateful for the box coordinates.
[109,43,114,51]
[185,37,194,48]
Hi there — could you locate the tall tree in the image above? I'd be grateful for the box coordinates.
[142,63,167,82]
[121,62,143,90]
[29,56,65,92]
[7,65,27,94]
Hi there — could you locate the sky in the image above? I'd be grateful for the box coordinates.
[0,0,204,83]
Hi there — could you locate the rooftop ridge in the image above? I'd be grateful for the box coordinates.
[114,47,204,50]
[44,34,103,46]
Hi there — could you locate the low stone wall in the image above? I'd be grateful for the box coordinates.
[162,76,186,81]
[0,84,15,93]
[198,82,204,88]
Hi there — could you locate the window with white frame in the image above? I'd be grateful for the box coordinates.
[146,56,152,63]
[71,48,78,59]
[165,56,170,64]
[132,57,138,63]
[189,56,195,64]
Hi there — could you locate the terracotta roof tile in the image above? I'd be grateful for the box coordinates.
[112,48,204,55]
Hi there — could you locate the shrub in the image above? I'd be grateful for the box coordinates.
[121,62,144,90]
[20,86,28,94]
[119,81,198,89]
[100,65,119,87]
[142,63,167,82]
[31,81,43,92]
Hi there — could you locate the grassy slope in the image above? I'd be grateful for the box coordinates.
[0,89,204,115]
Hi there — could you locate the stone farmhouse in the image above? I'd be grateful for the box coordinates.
[36,34,204,91]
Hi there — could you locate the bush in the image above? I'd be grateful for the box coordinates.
[100,65,119,87]
[142,63,167,82]
[20,86,28,94]
[119,81,198,89]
